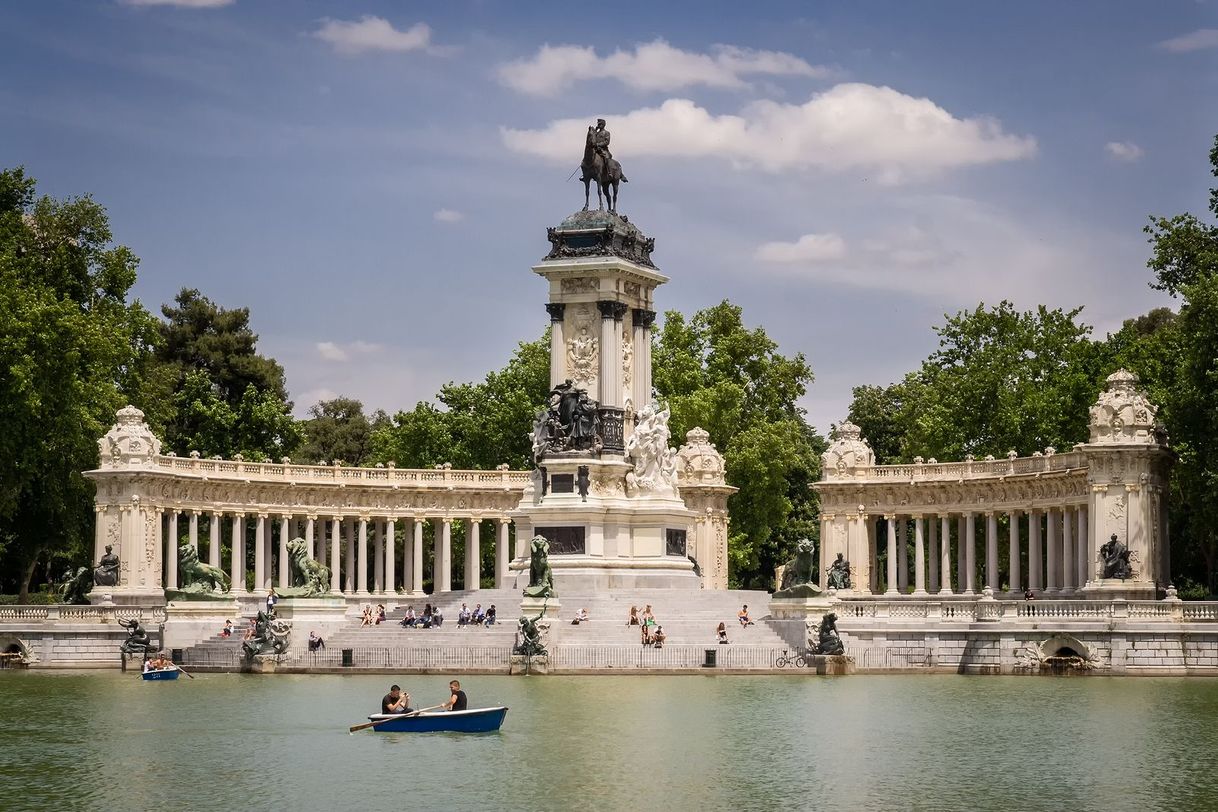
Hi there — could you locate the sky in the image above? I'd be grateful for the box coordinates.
[3,1,1217,437]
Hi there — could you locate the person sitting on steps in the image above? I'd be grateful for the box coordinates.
[308,630,325,651]
[571,607,589,626]
[627,605,639,626]
[458,604,471,627]
[717,621,729,644]
[484,605,497,627]
[472,604,485,625]
[738,605,754,627]
[401,606,416,627]
[652,625,666,649]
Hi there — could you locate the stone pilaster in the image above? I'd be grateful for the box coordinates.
[546,303,566,388]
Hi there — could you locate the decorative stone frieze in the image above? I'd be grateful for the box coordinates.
[822,421,875,479]
[98,405,162,469]
[1088,369,1161,445]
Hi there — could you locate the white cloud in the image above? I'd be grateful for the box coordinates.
[313,16,431,56]
[1159,28,1218,53]
[502,84,1036,183]
[433,208,464,223]
[121,0,233,6]
[1105,141,1144,162]
[498,39,829,96]
[756,232,846,263]
[315,341,382,362]
[756,225,959,280]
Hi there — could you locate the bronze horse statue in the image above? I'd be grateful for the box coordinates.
[581,129,627,213]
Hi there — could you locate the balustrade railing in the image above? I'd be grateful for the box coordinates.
[149,455,531,489]
[0,605,166,624]
[831,599,1218,623]
[827,450,1086,482]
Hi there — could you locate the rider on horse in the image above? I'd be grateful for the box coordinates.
[580,119,628,212]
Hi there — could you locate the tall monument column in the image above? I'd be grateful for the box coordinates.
[631,308,655,410]
[546,303,566,388]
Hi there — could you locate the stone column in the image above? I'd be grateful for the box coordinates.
[1007,510,1021,594]
[1045,507,1059,594]
[631,308,656,409]
[597,300,628,408]
[927,515,939,594]
[165,511,179,590]
[329,517,341,594]
[253,513,268,594]
[373,520,384,594]
[913,515,927,595]
[384,520,396,595]
[209,512,222,569]
[964,513,977,594]
[1077,506,1089,585]
[896,518,908,593]
[867,518,878,594]
[1061,506,1074,593]
[939,516,953,595]
[956,516,967,595]
[412,518,424,594]
[885,515,897,595]
[402,518,413,593]
[344,519,355,594]
[356,518,369,595]
[496,519,511,589]
[278,515,290,588]
[188,511,199,552]
[305,516,316,560]
[231,514,246,594]
[546,303,565,388]
[1028,510,1042,591]
[466,519,481,591]
[986,512,999,592]
[93,506,107,572]
[437,518,452,592]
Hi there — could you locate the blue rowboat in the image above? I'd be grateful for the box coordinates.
[367,706,508,733]
[141,667,180,681]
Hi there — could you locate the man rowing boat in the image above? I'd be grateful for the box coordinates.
[443,679,467,711]
[381,684,413,715]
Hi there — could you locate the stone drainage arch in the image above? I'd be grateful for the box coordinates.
[1015,634,1098,674]
[0,636,35,668]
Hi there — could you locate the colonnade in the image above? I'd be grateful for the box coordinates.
[159,510,514,597]
[867,506,1091,596]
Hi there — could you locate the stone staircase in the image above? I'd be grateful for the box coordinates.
[179,588,795,668]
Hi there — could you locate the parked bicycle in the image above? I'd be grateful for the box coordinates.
[774,649,807,668]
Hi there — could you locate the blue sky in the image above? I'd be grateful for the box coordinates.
[4,1,1217,438]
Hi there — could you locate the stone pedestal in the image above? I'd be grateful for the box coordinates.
[272,596,350,638]
[513,455,698,592]
[768,594,837,620]
[163,597,241,648]
[1078,579,1158,601]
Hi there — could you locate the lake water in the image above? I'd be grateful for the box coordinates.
[2,671,1217,812]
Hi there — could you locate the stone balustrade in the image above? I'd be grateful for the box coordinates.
[830,598,1214,624]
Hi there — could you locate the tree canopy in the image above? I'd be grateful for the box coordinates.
[0,168,161,598]
[653,301,823,588]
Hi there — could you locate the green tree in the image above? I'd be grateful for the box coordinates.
[0,168,161,599]
[1144,136,1218,296]
[845,382,909,465]
[297,397,387,466]
[653,301,822,589]
[156,288,295,458]
[1136,135,1218,593]
[893,302,1104,461]
[370,335,550,470]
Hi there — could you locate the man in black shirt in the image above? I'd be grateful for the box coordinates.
[381,684,412,715]
[444,679,467,711]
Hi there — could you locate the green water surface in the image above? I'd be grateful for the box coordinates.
[1,671,1216,812]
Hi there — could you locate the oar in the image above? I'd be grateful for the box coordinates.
[348,704,445,734]
[172,664,195,680]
